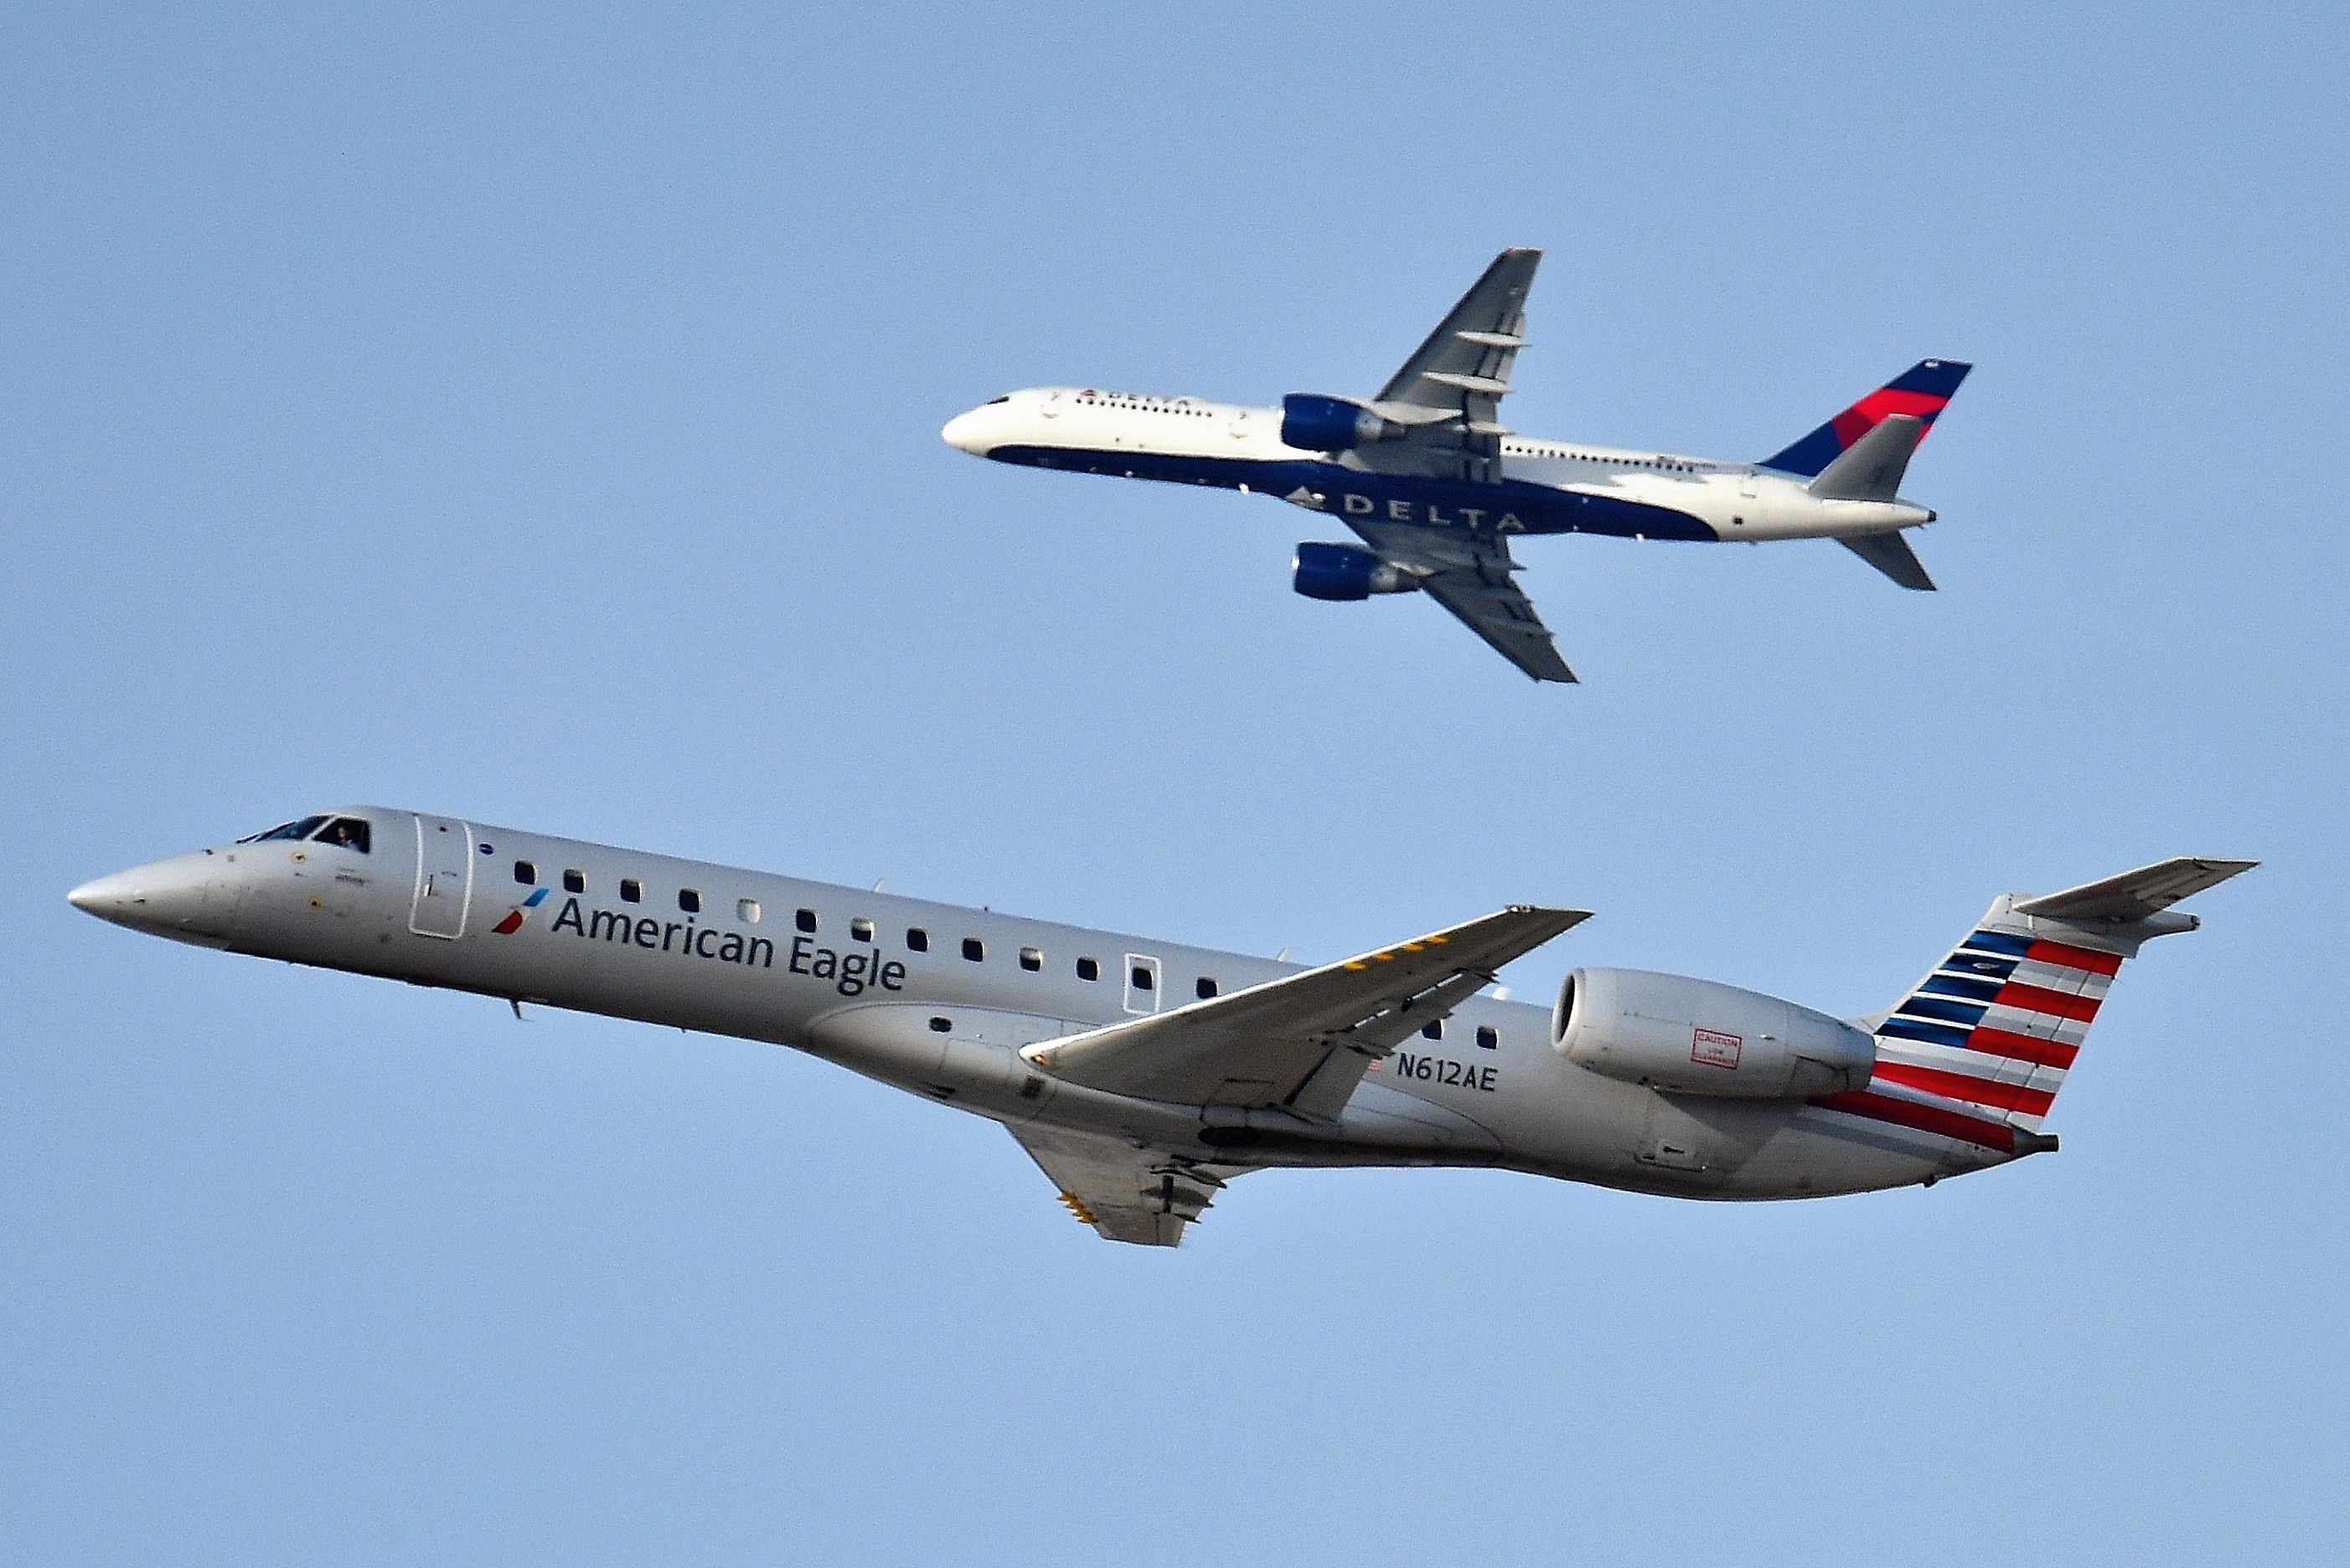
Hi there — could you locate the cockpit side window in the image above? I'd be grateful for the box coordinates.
[984,395,1010,405]
[314,818,371,854]
[245,815,328,843]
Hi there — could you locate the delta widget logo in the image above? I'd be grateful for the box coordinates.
[492,887,549,935]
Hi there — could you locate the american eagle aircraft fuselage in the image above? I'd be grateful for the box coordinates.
[943,248,1971,682]
[69,809,2248,1246]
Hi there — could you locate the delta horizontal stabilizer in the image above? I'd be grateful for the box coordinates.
[1810,414,1925,503]
[1837,530,1936,591]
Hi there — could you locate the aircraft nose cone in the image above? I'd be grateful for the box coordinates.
[942,409,989,456]
[66,872,127,916]
[66,855,240,944]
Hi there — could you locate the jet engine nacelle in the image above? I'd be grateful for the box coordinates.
[1293,542,1420,602]
[1281,393,1404,452]
[1553,967,1874,1099]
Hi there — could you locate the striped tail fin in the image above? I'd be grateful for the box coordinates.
[1826,859,2254,1156]
[1762,358,1971,478]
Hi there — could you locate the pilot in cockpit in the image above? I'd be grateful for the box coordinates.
[242,814,372,854]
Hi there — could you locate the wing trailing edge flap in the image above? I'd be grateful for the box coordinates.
[1021,905,1591,1122]
[1350,523,1577,683]
[1007,1123,1243,1247]
[1374,248,1542,411]
[1418,568,1578,683]
[1372,248,1542,477]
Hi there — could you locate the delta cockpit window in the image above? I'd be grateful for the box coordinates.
[240,814,369,853]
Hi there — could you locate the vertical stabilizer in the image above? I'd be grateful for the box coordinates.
[1821,859,2254,1155]
[1764,359,1970,477]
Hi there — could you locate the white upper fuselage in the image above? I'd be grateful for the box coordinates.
[68,807,2016,1217]
[943,387,1932,543]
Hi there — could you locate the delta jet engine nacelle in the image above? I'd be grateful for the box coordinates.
[1281,393,1406,452]
[1293,542,1420,602]
[1553,967,1875,1099]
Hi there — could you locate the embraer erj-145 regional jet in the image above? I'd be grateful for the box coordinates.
[71,811,2249,1246]
[943,247,1970,682]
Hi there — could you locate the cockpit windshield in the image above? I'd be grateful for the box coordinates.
[244,815,328,843]
[238,814,371,853]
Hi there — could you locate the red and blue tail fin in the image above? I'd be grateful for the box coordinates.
[1761,358,1971,477]
[1860,921,2125,1148]
[1822,859,2253,1156]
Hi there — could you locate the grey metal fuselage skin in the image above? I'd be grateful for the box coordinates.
[71,808,2007,1204]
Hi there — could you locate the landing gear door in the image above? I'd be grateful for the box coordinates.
[409,814,475,938]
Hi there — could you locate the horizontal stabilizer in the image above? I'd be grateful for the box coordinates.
[2015,858,2259,925]
[1837,530,1936,591]
[1810,414,1925,503]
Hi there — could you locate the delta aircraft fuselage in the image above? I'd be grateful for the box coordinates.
[70,809,2248,1244]
[943,246,1969,682]
[944,384,1931,546]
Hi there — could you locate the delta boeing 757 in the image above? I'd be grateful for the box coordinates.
[69,810,2248,1246]
[943,247,1970,682]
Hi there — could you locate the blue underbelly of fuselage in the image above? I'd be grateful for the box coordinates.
[987,446,1720,543]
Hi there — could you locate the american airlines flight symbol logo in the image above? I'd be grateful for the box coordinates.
[492,887,549,935]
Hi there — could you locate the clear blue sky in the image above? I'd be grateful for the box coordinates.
[8,3,2345,1562]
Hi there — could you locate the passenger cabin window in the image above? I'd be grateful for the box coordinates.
[1421,1019,1444,1041]
[962,937,985,962]
[1077,957,1100,982]
[1196,977,1218,998]
[737,898,762,923]
[851,917,874,943]
[796,908,818,933]
[620,878,642,903]
[563,869,585,893]
[1019,946,1042,972]
[314,818,371,854]
[514,860,536,885]
[679,889,700,914]
[906,927,930,952]
[1476,1025,1498,1050]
